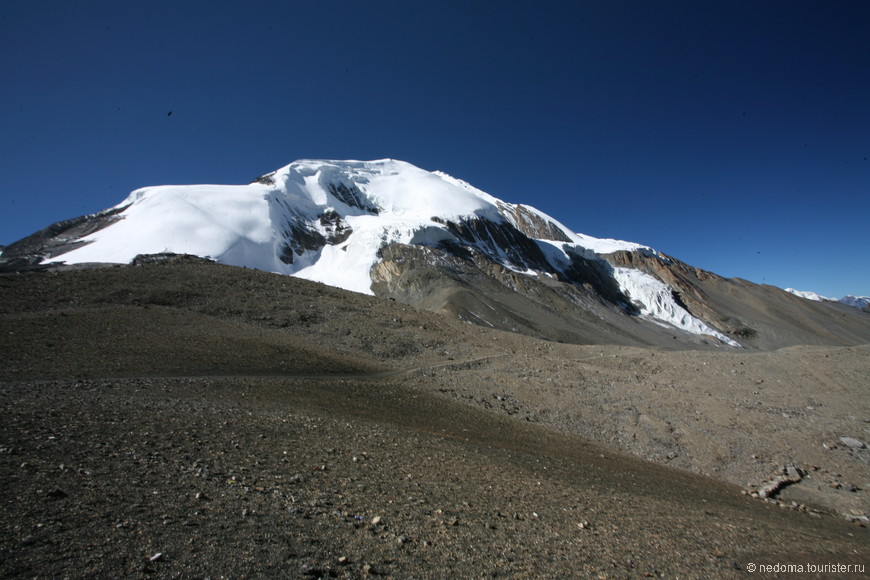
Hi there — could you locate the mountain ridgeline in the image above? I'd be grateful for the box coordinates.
[2,159,868,350]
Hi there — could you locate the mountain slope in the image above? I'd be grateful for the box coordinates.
[2,159,869,349]
[2,258,868,578]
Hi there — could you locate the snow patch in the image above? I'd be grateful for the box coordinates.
[612,267,740,347]
[570,232,652,255]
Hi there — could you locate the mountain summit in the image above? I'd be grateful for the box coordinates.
[3,159,868,349]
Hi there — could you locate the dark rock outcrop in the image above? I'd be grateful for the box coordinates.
[327,181,379,214]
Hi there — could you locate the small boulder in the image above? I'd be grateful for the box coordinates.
[839,437,866,450]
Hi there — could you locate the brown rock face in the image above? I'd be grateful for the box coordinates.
[496,202,573,242]
[373,243,709,348]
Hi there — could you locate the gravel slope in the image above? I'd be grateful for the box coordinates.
[1,258,867,578]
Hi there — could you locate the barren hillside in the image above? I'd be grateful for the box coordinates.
[1,258,867,578]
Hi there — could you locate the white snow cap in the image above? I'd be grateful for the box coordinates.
[48,158,736,344]
[271,159,503,220]
[785,288,830,302]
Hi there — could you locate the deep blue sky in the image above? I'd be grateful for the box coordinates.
[2,1,868,297]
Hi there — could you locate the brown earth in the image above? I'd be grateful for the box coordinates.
[1,257,868,578]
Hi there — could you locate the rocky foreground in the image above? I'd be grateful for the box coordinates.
[1,258,868,578]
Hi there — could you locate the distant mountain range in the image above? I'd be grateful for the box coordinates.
[2,159,869,349]
[785,288,870,310]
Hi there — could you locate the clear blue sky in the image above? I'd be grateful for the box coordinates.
[2,1,868,297]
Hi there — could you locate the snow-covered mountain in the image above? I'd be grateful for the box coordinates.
[840,295,870,310]
[39,159,649,288]
[785,288,870,310]
[784,288,829,302]
[4,159,869,349]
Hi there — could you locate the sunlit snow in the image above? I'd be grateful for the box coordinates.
[784,288,829,302]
